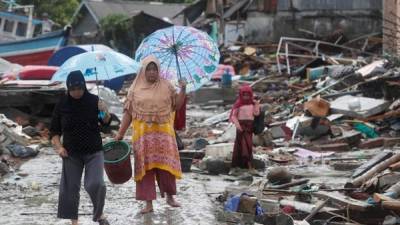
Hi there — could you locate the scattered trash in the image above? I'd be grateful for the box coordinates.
[330,95,390,118]
[266,167,292,185]
[0,161,9,176]
[206,158,230,175]
[353,122,379,138]
[6,144,38,158]
[2,19,400,224]
[224,193,263,216]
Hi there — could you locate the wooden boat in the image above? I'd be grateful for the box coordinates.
[0,27,70,66]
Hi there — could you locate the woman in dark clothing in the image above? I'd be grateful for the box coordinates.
[50,71,111,225]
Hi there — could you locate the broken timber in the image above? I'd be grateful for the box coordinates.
[265,178,309,190]
[348,153,400,187]
[313,191,371,212]
[351,152,393,179]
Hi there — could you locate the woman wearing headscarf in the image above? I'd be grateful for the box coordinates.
[229,85,260,170]
[50,71,110,225]
[115,55,186,214]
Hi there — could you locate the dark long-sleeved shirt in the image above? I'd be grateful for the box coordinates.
[50,93,103,155]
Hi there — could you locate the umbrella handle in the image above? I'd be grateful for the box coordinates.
[95,67,99,95]
[174,51,182,80]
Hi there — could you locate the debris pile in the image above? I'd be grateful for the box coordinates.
[177,38,400,224]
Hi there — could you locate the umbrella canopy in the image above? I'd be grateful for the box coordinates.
[48,44,113,66]
[135,26,220,93]
[51,50,141,82]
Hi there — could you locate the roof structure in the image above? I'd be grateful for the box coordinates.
[75,0,187,25]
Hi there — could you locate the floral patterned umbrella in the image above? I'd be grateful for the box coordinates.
[135,26,220,92]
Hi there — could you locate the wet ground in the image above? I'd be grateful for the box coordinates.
[0,101,390,225]
[0,146,381,225]
[0,147,230,225]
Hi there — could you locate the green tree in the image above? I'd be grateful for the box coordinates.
[17,0,79,26]
[100,14,134,56]
[125,0,194,3]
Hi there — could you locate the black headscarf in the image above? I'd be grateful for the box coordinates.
[65,70,90,106]
[50,70,102,155]
[66,70,86,90]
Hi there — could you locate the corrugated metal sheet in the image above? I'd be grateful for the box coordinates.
[277,0,382,11]
[85,0,187,24]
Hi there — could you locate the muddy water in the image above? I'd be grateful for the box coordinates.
[0,147,229,225]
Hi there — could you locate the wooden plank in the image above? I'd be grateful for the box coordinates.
[326,56,340,65]
[263,188,358,195]
[243,47,256,56]
[389,161,400,171]
[304,199,330,222]
[265,179,309,189]
[363,110,400,122]
[350,154,400,187]
[0,89,64,108]
[249,55,270,65]
[313,191,371,212]
[352,152,393,178]
[373,193,394,203]
[382,201,400,211]
[387,181,400,196]
[276,199,338,213]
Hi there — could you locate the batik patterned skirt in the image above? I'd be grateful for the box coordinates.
[131,115,182,182]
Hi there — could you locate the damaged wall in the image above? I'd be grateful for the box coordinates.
[277,0,381,10]
[244,13,274,44]
[383,0,400,55]
[241,0,382,43]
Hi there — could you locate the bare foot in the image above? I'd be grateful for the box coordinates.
[140,201,153,214]
[249,168,258,175]
[71,219,78,225]
[140,207,154,214]
[167,196,181,207]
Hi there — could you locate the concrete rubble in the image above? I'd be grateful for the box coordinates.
[176,40,400,224]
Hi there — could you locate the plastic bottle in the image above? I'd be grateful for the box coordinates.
[221,68,232,88]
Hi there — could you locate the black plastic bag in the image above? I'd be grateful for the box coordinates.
[253,110,265,135]
[175,131,184,150]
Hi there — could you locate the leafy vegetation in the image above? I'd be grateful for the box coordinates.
[16,0,80,26]
[100,14,134,56]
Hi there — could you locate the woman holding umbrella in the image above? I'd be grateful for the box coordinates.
[115,55,186,214]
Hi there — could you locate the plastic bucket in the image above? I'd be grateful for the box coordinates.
[180,157,192,172]
[103,141,132,184]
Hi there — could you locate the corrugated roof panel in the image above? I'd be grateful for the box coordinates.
[85,0,187,21]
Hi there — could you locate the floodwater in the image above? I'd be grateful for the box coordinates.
[0,147,230,225]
